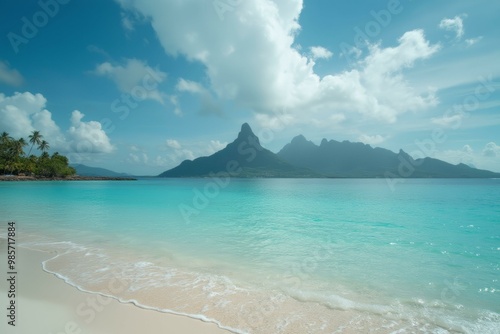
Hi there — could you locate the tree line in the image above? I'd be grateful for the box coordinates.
[0,130,76,177]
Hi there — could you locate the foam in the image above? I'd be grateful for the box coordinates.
[4,234,500,334]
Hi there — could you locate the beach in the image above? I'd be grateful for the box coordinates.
[0,244,230,334]
[0,179,499,333]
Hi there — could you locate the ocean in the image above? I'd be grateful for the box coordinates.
[0,178,499,333]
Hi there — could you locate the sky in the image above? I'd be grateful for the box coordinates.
[0,0,499,175]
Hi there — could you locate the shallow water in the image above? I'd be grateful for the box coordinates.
[1,178,499,333]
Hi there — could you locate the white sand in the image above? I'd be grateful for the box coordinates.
[0,245,231,334]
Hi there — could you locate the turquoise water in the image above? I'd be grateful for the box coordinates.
[0,178,499,333]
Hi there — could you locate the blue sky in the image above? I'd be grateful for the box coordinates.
[0,0,499,175]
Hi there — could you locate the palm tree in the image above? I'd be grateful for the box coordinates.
[0,132,13,145]
[0,132,13,174]
[28,130,43,156]
[14,138,27,156]
[38,140,50,153]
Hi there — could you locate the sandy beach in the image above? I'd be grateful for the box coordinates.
[0,244,231,334]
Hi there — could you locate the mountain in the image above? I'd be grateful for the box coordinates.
[159,124,500,179]
[159,123,318,177]
[277,135,500,178]
[71,164,131,177]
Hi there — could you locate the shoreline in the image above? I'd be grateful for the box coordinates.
[0,244,231,334]
[0,175,136,181]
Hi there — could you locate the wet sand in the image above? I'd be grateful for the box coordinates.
[0,244,231,334]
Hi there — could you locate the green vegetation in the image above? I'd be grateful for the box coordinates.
[0,131,76,177]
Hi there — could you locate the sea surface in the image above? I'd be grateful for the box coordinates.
[0,178,499,333]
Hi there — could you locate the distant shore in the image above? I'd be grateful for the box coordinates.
[0,175,136,181]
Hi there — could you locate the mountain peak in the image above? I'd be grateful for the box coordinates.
[159,122,316,177]
[236,123,260,147]
[291,134,307,143]
[239,123,254,136]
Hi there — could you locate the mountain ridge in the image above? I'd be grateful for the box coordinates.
[71,164,131,177]
[278,134,500,178]
[159,124,500,178]
[159,123,318,177]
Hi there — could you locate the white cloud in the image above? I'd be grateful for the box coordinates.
[166,139,182,150]
[431,113,467,128]
[116,0,439,127]
[163,138,195,163]
[436,145,475,166]
[94,58,167,104]
[0,92,44,138]
[127,152,149,165]
[465,37,482,47]
[483,142,500,157]
[310,46,333,60]
[68,110,114,153]
[0,91,113,155]
[434,144,500,173]
[439,15,465,39]
[0,61,24,87]
[205,140,227,155]
[358,134,386,146]
[176,79,205,94]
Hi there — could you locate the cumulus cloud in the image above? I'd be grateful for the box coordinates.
[482,142,500,157]
[116,0,439,126]
[0,61,24,87]
[0,91,113,154]
[310,46,333,60]
[68,110,114,153]
[94,58,167,104]
[358,134,386,146]
[0,92,45,138]
[439,15,465,39]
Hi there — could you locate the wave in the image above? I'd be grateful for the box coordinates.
[7,235,500,334]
